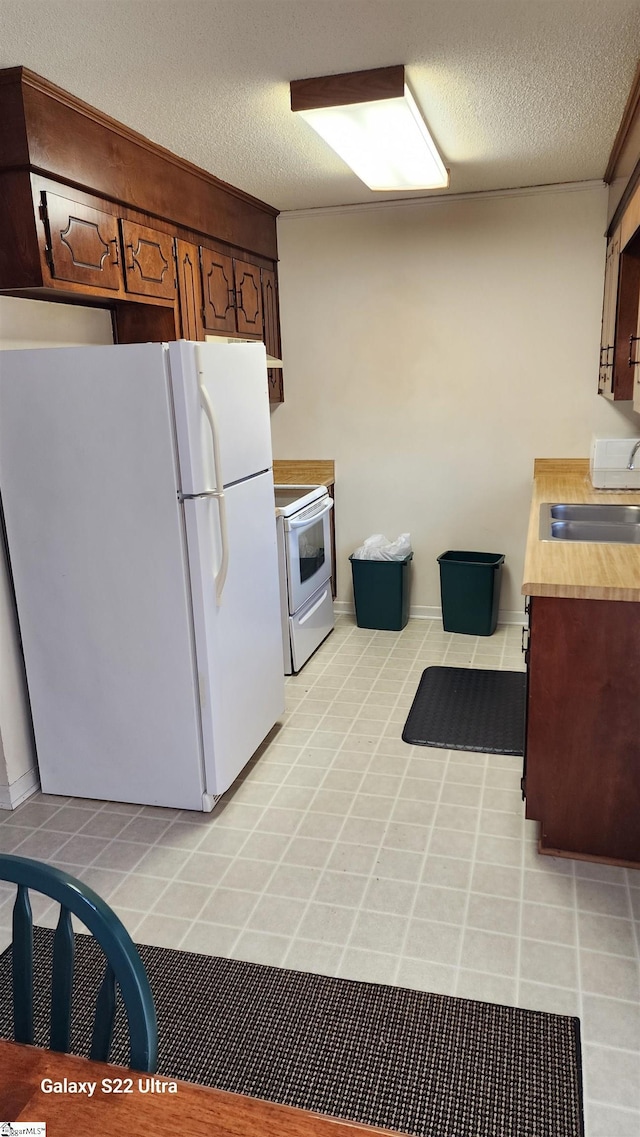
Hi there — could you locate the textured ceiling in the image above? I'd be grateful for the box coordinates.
[1,0,640,212]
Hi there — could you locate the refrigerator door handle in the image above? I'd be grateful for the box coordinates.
[179,488,228,603]
[214,490,229,606]
[179,489,223,500]
[198,381,224,494]
[198,380,229,606]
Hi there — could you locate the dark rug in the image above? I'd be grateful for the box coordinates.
[0,927,583,1137]
[402,666,526,756]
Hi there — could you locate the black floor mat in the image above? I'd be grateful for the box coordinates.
[0,927,583,1137]
[402,666,526,755]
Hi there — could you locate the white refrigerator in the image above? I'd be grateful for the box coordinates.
[0,340,285,810]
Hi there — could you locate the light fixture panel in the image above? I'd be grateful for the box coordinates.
[291,67,449,192]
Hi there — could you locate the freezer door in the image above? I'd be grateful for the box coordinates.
[183,469,285,795]
[168,340,273,495]
[0,343,208,809]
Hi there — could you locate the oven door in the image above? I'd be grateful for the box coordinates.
[284,495,334,614]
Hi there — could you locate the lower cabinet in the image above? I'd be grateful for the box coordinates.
[524,595,640,865]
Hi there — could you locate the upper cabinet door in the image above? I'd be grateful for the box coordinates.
[598,234,618,397]
[233,259,263,337]
[41,191,122,291]
[261,266,284,404]
[121,220,176,299]
[201,249,237,332]
[175,239,204,341]
[599,225,640,401]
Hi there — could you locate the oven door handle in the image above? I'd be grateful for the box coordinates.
[298,587,330,624]
[287,499,334,529]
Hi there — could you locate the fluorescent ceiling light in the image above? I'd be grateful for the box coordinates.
[290,66,449,192]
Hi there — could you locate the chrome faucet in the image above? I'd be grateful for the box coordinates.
[627,439,640,470]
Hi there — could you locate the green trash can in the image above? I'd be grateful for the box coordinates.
[349,553,413,631]
[437,550,505,636]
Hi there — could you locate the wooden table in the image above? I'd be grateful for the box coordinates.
[0,1039,398,1137]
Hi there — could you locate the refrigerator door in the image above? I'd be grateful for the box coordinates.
[169,340,273,495]
[0,343,208,809]
[183,469,284,795]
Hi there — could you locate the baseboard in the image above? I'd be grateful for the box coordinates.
[0,766,40,811]
[333,601,526,627]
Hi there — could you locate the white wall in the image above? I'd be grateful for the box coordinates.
[0,296,113,804]
[271,183,639,621]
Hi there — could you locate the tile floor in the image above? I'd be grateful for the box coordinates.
[1,615,639,1137]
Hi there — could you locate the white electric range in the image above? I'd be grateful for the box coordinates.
[274,484,335,674]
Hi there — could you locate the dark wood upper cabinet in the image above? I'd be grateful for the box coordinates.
[233,260,263,337]
[121,220,176,300]
[176,240,204,341]
[200,249,237,333]
[262,266,280,356]
[598,225,640,401]
[0,67,285,401]
[41,190,122,291]
[113,301,178,345]
[0,67,278,260]
[262,266,284,403]
[201,250,276,346]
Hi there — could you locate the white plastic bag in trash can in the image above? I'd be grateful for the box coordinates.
[352,533,412,560]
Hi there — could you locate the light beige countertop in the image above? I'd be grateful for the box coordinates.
[522,458,640,601]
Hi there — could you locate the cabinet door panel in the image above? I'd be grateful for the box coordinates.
[614,251,640,399]
[201,249,237,332]
[598,235,618,396]
[525,595,640,863]
[599,227,640,401]
[42,191,121,291]
[176,240,204,340]
[121,220,176,299]
[262,266,284,403]
[234,259,263,336]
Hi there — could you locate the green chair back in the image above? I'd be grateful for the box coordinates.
[0,853,157,1072]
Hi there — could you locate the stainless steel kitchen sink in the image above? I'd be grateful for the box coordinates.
[539,503,640,543]
[550,503,640,524]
